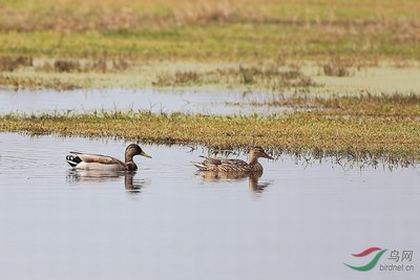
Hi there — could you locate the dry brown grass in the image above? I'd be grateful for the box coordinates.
[322,63,351,77]
[53,60,81,73]
[0,55,32,71]
[151,65,318,89]
[153,71,201,86]
[35,58,133,73]
[0,74,79,90]
[2,0,420,32]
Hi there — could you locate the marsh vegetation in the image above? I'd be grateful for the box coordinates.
[0,0,419,162]
[1,0,419,61]
[0,0,420,90]
[2,92,419,164]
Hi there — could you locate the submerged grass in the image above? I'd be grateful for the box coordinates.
[0,110,419,165]
[0,73,80,90]
[151,64,318,90]
[242,93,420,119]
[0,61,320,91]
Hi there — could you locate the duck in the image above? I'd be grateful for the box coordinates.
[66,143,151,171]
[193,146,273,175]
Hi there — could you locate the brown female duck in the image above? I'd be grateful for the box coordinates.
[194,147,273,175]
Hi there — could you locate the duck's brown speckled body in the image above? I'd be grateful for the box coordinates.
[194,147,273,176]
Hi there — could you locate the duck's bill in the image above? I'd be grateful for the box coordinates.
[140,151,152,158]
[264,152,274,160]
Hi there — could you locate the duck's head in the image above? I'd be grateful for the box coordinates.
[248,146,274,161]
[125,143,152,161]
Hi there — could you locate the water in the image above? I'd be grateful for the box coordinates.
[0,132,419,280]
[0,88,290,115]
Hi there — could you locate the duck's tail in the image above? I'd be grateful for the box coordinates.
[192,161,209,171]
[66,154,82,168]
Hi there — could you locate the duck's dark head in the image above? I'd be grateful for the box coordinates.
[125,143,152,162]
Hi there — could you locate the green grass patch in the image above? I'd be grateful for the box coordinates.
[1,110,419,165]
[0,0,420,62]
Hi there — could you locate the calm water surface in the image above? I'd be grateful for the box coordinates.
[0,133,419,279]
[0,88,290,115]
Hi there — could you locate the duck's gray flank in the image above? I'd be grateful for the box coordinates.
[66,144,151,171]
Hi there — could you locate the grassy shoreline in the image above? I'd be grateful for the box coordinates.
[1,110,419,164]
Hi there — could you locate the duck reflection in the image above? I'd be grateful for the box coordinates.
[66,170,144,192]
[198,171,271,193]
[248,174,271,193]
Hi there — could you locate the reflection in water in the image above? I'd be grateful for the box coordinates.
[198,171,271,193]
[248,175,271,193]
[66,170,144,192]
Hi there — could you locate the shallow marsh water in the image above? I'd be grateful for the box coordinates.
[0,88,291,115]
[0,132,419,280]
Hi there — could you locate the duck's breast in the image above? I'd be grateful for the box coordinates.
[250,162,263,173]
[75,162,126,171]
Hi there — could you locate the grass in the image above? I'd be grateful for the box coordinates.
[0,1,419,164]
[0,73,80,90]
[0,0,420,62]
[151,64,318,89]
[1,19,419,62]
[1,96,419,164]
[0,0,419,90]
[0,61,321,90]
[0,55,32,71]
[236,93,420,119]
[153,71,201,87]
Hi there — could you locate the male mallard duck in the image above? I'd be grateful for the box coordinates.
[66,144,151,171]
[194,147,273,175]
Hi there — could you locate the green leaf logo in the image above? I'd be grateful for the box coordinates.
[344,247,387,272]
